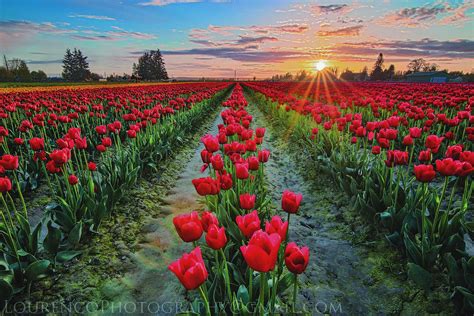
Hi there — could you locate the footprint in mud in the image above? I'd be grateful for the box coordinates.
[98,109,225,316]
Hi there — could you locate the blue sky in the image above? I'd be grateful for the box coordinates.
[1,0,473,78]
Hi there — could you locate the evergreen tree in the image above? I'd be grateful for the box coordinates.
[370,53,385,81]
[135,49,169,80]
[62,48,90,81]
[62,49,74,81]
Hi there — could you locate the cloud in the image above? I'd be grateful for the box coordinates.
[312,4,348,14]
[139,0,200,6]
[0,20,75,49]
[68,14,116,21]
[317,25,364,37]
[0,20,75,34]
[161,47,310,62]
[331,38,474,59]
[439,1,474,25]
[25,59,62,65]
[377,2,471,27]
[237,35,278,45]
[71,35,117,41]
[71,26,156,41]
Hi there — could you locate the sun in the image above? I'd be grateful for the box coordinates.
[313,60,327,71]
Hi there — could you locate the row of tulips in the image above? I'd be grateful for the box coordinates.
[243,82,473,313]
[168,84,310,315]
[0,83,232,308]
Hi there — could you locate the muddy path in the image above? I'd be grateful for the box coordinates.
[245,100,454,316]
[97,109,225,315]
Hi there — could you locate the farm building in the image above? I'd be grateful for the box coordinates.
[406,71,449,83]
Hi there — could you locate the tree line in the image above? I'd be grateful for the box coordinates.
[270,53,473,82]
[1,48,169,82]
[0,56,48,82]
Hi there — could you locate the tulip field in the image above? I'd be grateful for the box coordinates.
[0,81,473,314]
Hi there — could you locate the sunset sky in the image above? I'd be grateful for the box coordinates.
[1,0,473,79]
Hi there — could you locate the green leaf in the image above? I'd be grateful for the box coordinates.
[25,260,50,282]
[67,222,83,249]
[407,263,432,292]
[0,279,13,302]
[236,285,249,305]
[43,221,62,254]
[55,250,82,263]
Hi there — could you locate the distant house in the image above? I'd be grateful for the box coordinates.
[406,71,448,83]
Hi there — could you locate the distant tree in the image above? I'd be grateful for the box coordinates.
[360,66,369,81]
[89,72,101,81]
[383,64,395,80]
[370,53,384,81]
[407,58,429,73]
[62,48,90,81]
[30,70,47,82]
[295,70,308,81]
[340,68,355,81]
[134,49,169,80]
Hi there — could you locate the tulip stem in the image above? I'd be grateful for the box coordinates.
[220,249,233,303]
[249,269,253,302]
[292,273,298,313]
[259,272,266,314]
[198,285,211,316]
[432,176,448,238]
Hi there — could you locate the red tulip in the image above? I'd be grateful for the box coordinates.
[436,158,462,176]
[445,145,463,160]
[284,242,310,274]
[88,162,97,171]
[0,155,19,170]
[201,150,212,164]
[201,134,219,153]
[29,137,44,151]
[247,156,259,171]
[425,135,444,154]
[255,127,266,138]
[457,162,474,177]
[460,151,474,165]
[418,149,431,162]
[413,164,436,182]
[168,247,208,290]
[127,130,137,138]
[236,210,261,238]
[235,163,249,179]
[68,175,79,185]
[240,230,281,272]
[258,149,270,163]
[192,177,220,196]
[201,211,218,232]
[14,138,24,145]
[239,193,256,210]
[409,127,422,138]
[102,137,112,147]
[372,146,381,155]
[173,211,203,242]
[205,224,227,250]
[282,190,303,214]
[402,135,413,146]
[49,149,70,166]
[95,125,107,135]
[0,176,12,192]
[265,215,288,241]
[210,154,224,171]
[219,171,233,190]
